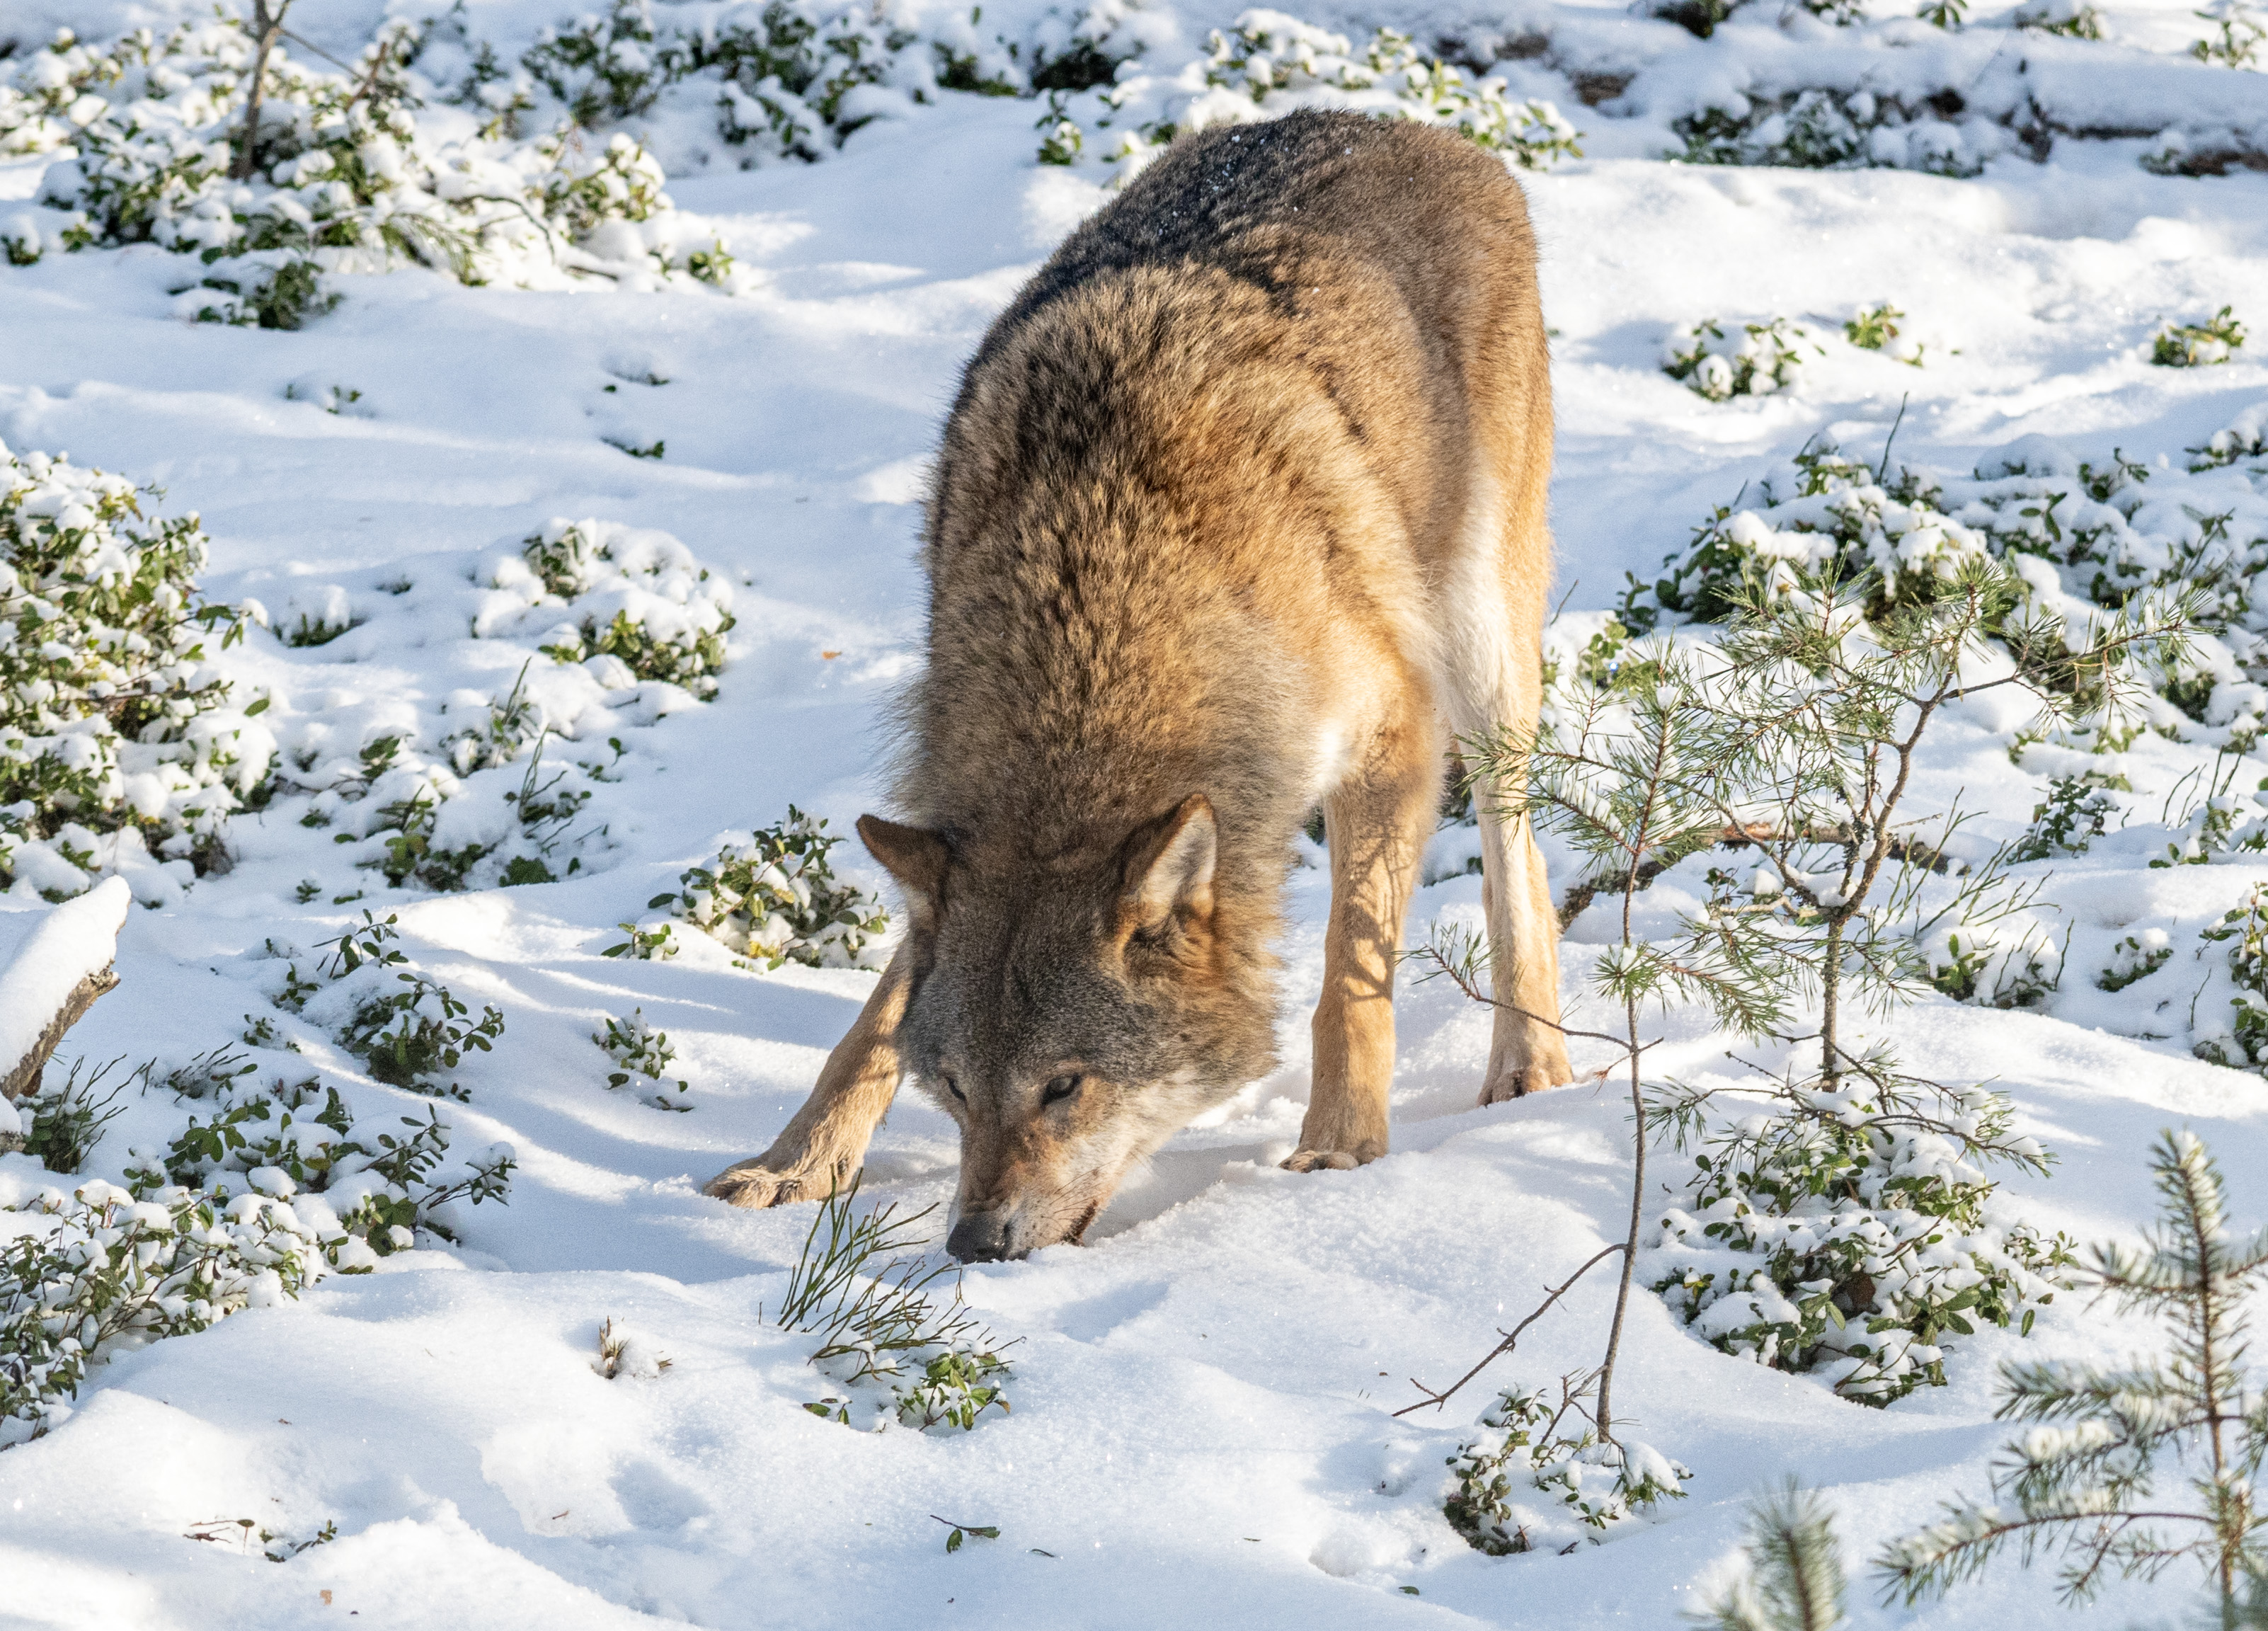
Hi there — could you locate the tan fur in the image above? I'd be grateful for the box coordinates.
[706,110,1574,1254]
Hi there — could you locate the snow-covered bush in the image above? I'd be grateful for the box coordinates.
[0,440,267,903]
[18,1060,127,1174]
[2009,774,2117,861]
[1617,430,2268,749]
[1,1178,322,1447]
[2152,307,2247,368]
[638,806,888,969]
[2097,928,2172,992]
[1845,302,1924,365]
[2192,0,2267,67]
[0,19,733,307]
[593,1008,689,1109]
[2014,0,2106,38]
[1038,11,1581,177]
[1646,1075,2075,1402]
[1444,1379,1687,1554]
[1672,87,2008,177]
[266,912,505,1100]
[503,520,736,699]
[2188,404,2268,474]
[136,1075,360,1196]
[2191,883,2268,1070]
[1661,317,1811,401]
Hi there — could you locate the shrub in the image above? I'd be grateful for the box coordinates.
[0,439,268,900]
[2153,308,2247,367]
[778,1179,1014,1431]
[1616,432,2256,751]
[1662,319,1812,401]
[2010,774,2117,861]
[18,1059,127,1174]
[2,1179,323,1447]
[134,1076,362,1195]
[326,1107,515,1261]
[1845,302,1923,365]
[593,1009,690,1109]
[2192,883,2268,1070]
[1672,88,2004,177]
[2014,0,2107,36]
[503,520,736,698]
[336,973,504,1099]
[643,806,888,968]
[0,18,724,307]
[1649,1083,2076,1402]
[1445,1377,1688,1555]
[2192,0,2266,67]
[1036,9,1582,176]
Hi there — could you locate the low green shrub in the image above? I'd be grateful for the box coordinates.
[0,440,266,900]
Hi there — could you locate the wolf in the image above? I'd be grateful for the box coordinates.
[706,108,1574,1259]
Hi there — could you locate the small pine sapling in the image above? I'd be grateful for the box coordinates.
[1877,1131,2268,1621]
[1691,1480,1849,1631]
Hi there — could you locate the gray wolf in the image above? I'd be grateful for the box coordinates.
[707,108,1573,1259]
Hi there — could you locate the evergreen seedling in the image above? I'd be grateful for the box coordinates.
[1878,1131,2268,1621]
[1692,1480,1849,1630]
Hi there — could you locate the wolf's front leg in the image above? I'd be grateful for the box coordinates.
[705,944,912,1207]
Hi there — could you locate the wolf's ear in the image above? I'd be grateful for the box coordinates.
[1119,794,1216,938]
[858,815,949,929]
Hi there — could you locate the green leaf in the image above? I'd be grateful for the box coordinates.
[2020,1307,2036,1337]
[945,1528,963,1553]
[244,695,270,716]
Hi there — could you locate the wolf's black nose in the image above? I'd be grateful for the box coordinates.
[946,1212,1012,1263]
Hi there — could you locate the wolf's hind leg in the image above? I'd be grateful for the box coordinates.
[1285,702,1441,1172]
[1470,796,1574,1101]
[705,944,912,1208]
[1442,505,1576,1103]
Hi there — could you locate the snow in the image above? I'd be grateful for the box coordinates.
[0,876,128,1088]
[2,0,2268,1625]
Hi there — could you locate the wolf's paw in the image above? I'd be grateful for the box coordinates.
[704,1159,843,1208]
[1280,1148,1363,1173]
[1476,1059,1571,1105]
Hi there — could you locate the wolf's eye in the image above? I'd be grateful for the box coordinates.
[944,1075,966,1102]
[1042,1075,1081,1106]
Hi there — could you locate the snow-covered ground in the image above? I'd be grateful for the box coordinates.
[4,0,2268,1624]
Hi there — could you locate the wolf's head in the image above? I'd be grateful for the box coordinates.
[858,795,1275,1261]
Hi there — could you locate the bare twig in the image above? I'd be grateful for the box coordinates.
[232,0,297,181]
[1392,1244,1627,1418]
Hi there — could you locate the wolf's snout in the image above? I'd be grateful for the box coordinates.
[946,1211,1016,1263]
